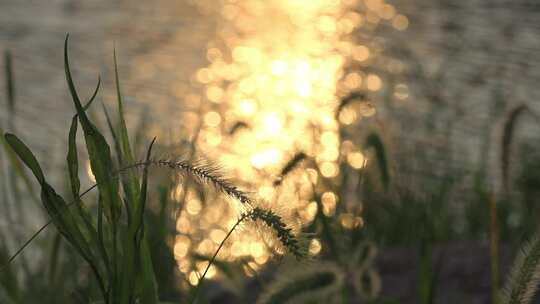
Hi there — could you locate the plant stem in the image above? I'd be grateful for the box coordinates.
[190,213,247,304]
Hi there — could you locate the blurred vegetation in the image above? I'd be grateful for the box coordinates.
[2,16,540,304]
[0,38,304,304]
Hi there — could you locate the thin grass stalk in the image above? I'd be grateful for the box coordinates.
[191,206,305,303]
[0,181,98,272]
[190,213,247,304]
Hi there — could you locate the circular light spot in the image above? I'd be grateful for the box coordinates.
[392,14,409,31]
[353,45,370,61]
[206,86,224,103]
[204,111,222,127]
[358,102,376,117]
[309,239,322,256]
[320,162,339,178]
[186,199,202,215]
[347,151,366,169]
[188,271,199,286]
[367,74,382,91]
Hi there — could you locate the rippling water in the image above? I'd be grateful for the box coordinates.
[0,0,410,285]
[5,1,540,296]
[0,1,212,176]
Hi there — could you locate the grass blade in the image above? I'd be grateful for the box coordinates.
[113,49,140,219]
[135,138,158,304]
[64,35,120,222]
[4,133,44,185]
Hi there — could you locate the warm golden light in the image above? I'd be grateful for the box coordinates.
[86,160,96,183]
[173,0,404,282]
[392,14,409,31]
[309,239,322,256]
[348,151,366,169]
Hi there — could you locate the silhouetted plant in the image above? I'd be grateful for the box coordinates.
[1,36,304,304]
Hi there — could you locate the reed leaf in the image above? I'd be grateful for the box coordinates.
[4,134,44,185]
[4,133,107,298]
[119,138,158,304]
[0,127,37,203]
[113,49,140,209]
[64,35,120,222]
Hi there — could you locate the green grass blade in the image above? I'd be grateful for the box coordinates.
[5,133,79,250]
[64,35,120,222]
[5,131,107,299]
[84,77,101,111]
[113,50,140,218]
[67,114,108,275]
[135,137,155,236]
[138,138,158,303]
[135,138,158,303]
[0,128,38,203]
[113,48,135,166]
[102,103,123,164]
[67,116,81,198]
[118,138,157,304]
[139,239,158,304]
[4,133,44,185]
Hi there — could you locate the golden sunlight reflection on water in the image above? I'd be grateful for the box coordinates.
[168,0,407,286]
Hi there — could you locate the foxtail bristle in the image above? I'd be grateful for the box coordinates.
[122,158,253,205]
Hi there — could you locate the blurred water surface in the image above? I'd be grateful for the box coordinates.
[0,0,213,174]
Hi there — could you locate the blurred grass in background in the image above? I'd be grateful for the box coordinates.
[2,1,540,304]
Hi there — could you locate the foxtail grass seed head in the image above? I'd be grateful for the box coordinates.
[123,158,253,205]
[502,232,540,304]
[153,158,252,204]
[244,207,306,259]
